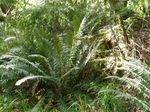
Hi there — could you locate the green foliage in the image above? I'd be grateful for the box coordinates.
[0,94,15,111]
[0,6,104,110]
[0,0,150,111]
[0,0,16,4]
[103,57,150,111]
[68,95,90,112]
[94,83,127,112]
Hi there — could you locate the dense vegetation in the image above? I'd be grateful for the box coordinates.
[0,0,150,111]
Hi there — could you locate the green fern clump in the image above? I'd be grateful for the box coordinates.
[100,57,150,111]
[1,0,144,111]
[0,10,104,110]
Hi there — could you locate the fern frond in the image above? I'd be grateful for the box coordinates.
[98,89,150,111]
[105,57,150,111]
[83,38,104,66]
[15,75,59,86]
[118,57,150,89]
[28,54,53,75]
[77,17,86,37]
[60,67,80,79]
[0,55,46,75]
[105,76,150,98]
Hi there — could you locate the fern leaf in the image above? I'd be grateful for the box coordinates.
[99,89,150,111]
[60,67,80,79]
[83,38,104,66]
[28,54,53,75]
[77,17,86,37]
[15,75,59,86]
[106,76,150,98]
[0,55,46,75]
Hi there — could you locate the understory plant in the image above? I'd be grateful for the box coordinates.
[99,57,150,112]
[0,0,107,111]
[0,13,104,110]
[1,0,150,111]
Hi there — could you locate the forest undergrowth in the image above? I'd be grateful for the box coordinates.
[0,0,150,112]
